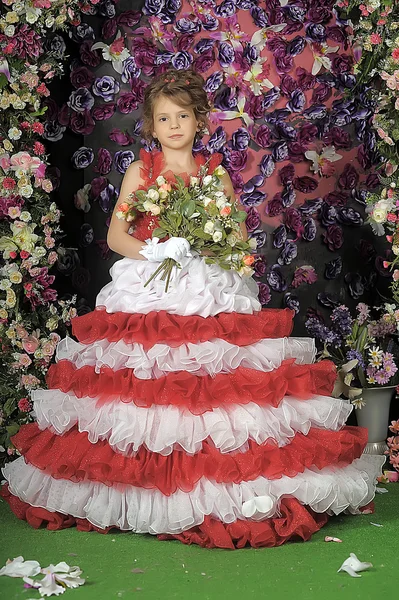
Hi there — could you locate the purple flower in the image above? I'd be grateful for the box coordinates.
[305,317,342,347]
[228,150,247,172]
[281,185,296,208]
[99,183,116,213]
[70,110,95,135]
[121,57,141,84]
[326,25,347,45]
[293,176,318,193]
[286,36,305,56]
[172,50,193,69]
[257,282,271,306]
[241,190,266,207]
[201,14,218,31]
[218,42,235,67]
[287,89,306,112]
[308,6,332,24]
[266,265,287,292]
[259,155,275,179]
[207,126,226,152]
[175,17,201,34]
[231,128,250,152]
[251,6,269,28]
[287,142,305,163]
[325,257,342,280]
[267,36,286,58]
[284,293,300,314]
[43,121,66,142]
[131,38,157,76]
[194,39,215,54]
[278,241,298,265]
[276,122,297,141]
[272,141,289,162]
[266,194,283,217]
[337,207,364,226]
[297,123,318,145]
[72,147,94,170]
[346,349,365,369]
[278,164,295,186]
[98,0,116,18]
[90,176,107,200]
[214,87,237,111]
[92,76,120,103]
[214,0,236,18]
[275,55,294,73]
[338,164,359,190]
[113,150,135,174]
[44,34,64,59]
[204,71,223,93]
[322,225,343,251]
[331,54,353,75]
[263,87,280,110]
[143,0,165,16]
[296,67,316,91]
[96,148,113,175]
[323,126,351,149]
[80,223,94,247]
[291,266,317,289]
[303,217,317,241]
[245,207,261,233]
[303,104,328,120]
[67,88,94,112]
[299,198,323,215]
[254,125,271,149]
[117,93,138,114]
[102,18,118,40]
[284,207,303,237]
[79,41,101,68]
[324,191,348,207]
[92,103,116,121]
[193,50,215,73]
[253,256,267,278]
[331,305,353,336]
[273,225,287,249]
[71,66,95,89]
[320,204,338,227]
[280,74,298,96]
[176,35,194,52]
[69,23,95,43]
[306,23,326,42]
[311,84,332,104]
[109,128,134,146]
[249,229,267,249]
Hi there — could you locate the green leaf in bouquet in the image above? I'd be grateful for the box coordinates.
[135,190,147,202]
[182,200,196,217]
[233,210,248,223]
[192,228,212,240]
[6,423,20,437]
[3,398,17,417]
[153,228,167,238]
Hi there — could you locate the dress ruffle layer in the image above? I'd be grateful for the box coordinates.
[72,308,294,348]
[55,336,315,379]
[32,391,353,455]
[46,359,337,414]
[11,423,367,495]
[2,455,384,534]
[96,256,262,317]
[1,484,329,549]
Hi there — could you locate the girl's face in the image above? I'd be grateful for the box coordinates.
[152,95,200,152]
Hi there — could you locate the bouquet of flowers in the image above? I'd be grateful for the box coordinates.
[305,302,399,407]
[386,419,399,473]
[116,161,256,291]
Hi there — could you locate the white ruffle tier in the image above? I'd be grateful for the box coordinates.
[96,255,261,317]
[3,455,384,533]
[55,336,316,379]
[31,390,352,455]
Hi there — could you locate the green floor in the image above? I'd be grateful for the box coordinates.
[1,485,398,600]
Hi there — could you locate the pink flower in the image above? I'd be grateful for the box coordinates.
[10,151,41,173]
[36,82,50,96]
[370,33,382,45]
[35,162,46,179]
[220,206,232,217]
[17,354,32,368]
[3,177,16,190]
[0,153,11,171]
[22,334,39,354]
[33,141,45,155]
[41,340,56,357]
[392,48,399,62]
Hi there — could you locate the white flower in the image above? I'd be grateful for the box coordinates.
[369,346,383,360]
[202,175,213,186]
[147,188,159,201]
[156,175,166,186]
[8,127,22,140]
[305,146,342,176]
[214,166,226,177]
[238,265,254,277]
[4,25,15,37]
[25,6,41,23]
[216,197,228,209]
[45,16,55,27]
[248,237,258,250]
[143,200,160,215]
[204,221,215,234]
[0,279,12,290]
[351,397,366,410]
[337,553,373,578]
[190,176,199,186]
[74,184,91,213]
[0,556,41,578]
[19,185,33,198]
[212,231,223,242]
[203,197,213,207]
[19,211,31,222]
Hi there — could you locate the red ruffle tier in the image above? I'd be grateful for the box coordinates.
[72,308,295,348]
[11,423,367,495]
[1,483,332,548]
[46,359,336,414]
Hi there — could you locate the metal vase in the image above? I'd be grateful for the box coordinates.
[356,386,395,455]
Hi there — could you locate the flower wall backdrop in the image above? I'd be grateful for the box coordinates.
[55,0,389,327]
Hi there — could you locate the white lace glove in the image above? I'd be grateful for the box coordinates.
[139,236,192,263]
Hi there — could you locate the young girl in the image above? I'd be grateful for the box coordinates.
[1,69,385,549]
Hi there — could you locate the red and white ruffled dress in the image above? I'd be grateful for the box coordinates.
[1,150,385,549]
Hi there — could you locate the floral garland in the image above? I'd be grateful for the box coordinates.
[0,0,108,464]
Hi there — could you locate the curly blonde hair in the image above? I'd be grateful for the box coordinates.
[141,68,211,141]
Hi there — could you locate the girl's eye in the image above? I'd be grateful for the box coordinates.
[159,117,167,122]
